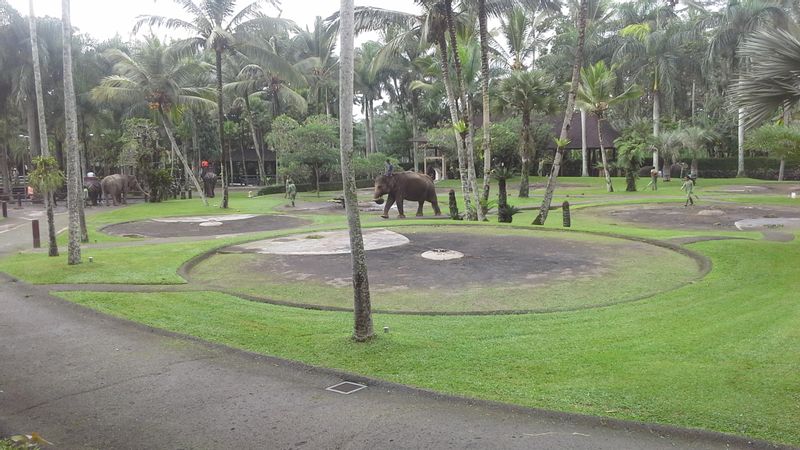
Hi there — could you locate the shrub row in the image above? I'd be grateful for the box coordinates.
[696,157,800,179]
[257,179,374,196]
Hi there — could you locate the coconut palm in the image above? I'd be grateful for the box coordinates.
[576,60,643,192]
[354,41,384,155]
[292,16,339,116]
[136,0,292,209]
[534,0,588,226]
[61,0,81,264]
[498,70,557,197]
[91,37,215,205]
[338,0,373,342]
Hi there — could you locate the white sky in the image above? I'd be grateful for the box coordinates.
[9,0,419,42]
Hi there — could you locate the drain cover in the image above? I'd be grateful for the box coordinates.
[326,381,367,395]
[421,248,464,260]
[199,221,224,227]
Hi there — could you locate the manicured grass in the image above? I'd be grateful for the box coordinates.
[56,237,800,446]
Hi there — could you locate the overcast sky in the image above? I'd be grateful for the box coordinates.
[8,0,419,42]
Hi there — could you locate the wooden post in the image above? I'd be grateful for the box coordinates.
[1,200,6,217]
[448,189,460,220]
[32,219,41,248]
[562,201,571,228]
[17,192,23,208]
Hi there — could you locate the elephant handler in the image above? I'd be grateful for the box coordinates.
[384,159,394,176]
[285,178,297,207]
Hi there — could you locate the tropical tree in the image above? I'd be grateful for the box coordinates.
[91,37,215,205]
[677,125,718,177]
[497,70,556,197]
[28,156,63,255]
[576,60,643,192]
[28,0,58,256]
[136,0,291,209]
[338,0,373,341]
[745,123,800,181]
[534,0,588,225]
[61,0,80,264]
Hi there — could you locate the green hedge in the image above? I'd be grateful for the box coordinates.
[696,157,800,179]
[257,179,374,196]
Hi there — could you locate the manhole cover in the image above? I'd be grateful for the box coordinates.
[199,221,223,227]
[421,248,464,260]
[326,381,367,395]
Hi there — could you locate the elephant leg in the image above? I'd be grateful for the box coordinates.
[381,195,395,219]
[396,196,405,218]
[416,201,424,217]
[431,197,442,216]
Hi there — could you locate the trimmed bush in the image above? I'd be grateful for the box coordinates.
[696,157,800,179]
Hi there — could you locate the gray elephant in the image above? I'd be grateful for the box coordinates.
[85,177,102,206]
[101,174,146,206]
[373,171,441,219]
[201,166,218,198]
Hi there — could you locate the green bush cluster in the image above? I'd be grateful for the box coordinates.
[696,157,800,179]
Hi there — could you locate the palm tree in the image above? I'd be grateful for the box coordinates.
[354,41,384,155]
[730,28,800,129]
[28,0,58,256]
[705,0,788,177]
[293,16,339,116]
[677,125,717,177]
[136,0,291,209]
[498,70,556,197]
[576,61,642,192]
[338,0,373,342]
[533,0,588,226]
[61,0,80,265]
[91,37,215,205]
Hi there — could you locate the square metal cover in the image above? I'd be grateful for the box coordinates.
[326,381,367,395]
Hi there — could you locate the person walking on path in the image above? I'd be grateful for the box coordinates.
[645,168,658,191]
[285,178,297,207]
[681,176,696,207]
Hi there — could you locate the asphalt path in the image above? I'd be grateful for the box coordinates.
[0,205,790,449]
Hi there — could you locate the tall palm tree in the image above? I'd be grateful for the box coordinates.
[293,16,339,116]
[136,0,291,209]
[705,0,787,177]
[338,0,373,342]
[498,70,556,197]
[354,41,384,155]
[534,0,588,226]
[28,0,58,256]
[61,0,80,265]
[92,38,215,205]
[576,60,642,192]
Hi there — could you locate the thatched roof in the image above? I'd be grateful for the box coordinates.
[538,112,620,150]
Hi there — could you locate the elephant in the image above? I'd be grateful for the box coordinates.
[85,177,102,206]
[373,171,441,219]
[201,166,218,198]
[101,174,146,206]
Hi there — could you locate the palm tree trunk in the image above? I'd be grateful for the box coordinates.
[445,0,480,220]
[0,145,11,195]
[737,107,745,177]
[411,99,419,172]
[534,0,587,225]
[478,0,491,220]
[598,118,613,192]
[159,108,208,205]
[244,97,266,184]
[61,0,81,264]
[29,0,58,256]
[215,50,229,208]
[436,38,474,219]
[691,81,696,125]
[519,110,531,198]
[652,89,660,171]
[580,108,589,177]
[339,0,373,342]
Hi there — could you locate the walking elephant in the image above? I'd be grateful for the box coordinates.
[84,177,102,206]
[201,166,218,198]
[101,174,146,206]
[373,171,441,219]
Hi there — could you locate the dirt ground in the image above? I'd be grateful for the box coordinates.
[102,214,310,238]
[211,230,633,290]
[709,184,800,195]
[585,203,800,231]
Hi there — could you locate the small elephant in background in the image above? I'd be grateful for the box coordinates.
[101,174,146,206]
[201,166,218,198]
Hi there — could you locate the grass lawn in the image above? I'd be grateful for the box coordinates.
[2,177,799,445]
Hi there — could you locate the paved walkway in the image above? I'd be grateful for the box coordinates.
[0,206,790,449]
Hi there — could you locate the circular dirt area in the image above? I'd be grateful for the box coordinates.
[102,214,310,238]
[710,184,800,195]
[188,226,704,314]
[585,203,800,231]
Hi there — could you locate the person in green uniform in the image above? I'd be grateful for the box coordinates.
[645,168,658,190]
[285,178,297,207]
[681,175,695,207]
